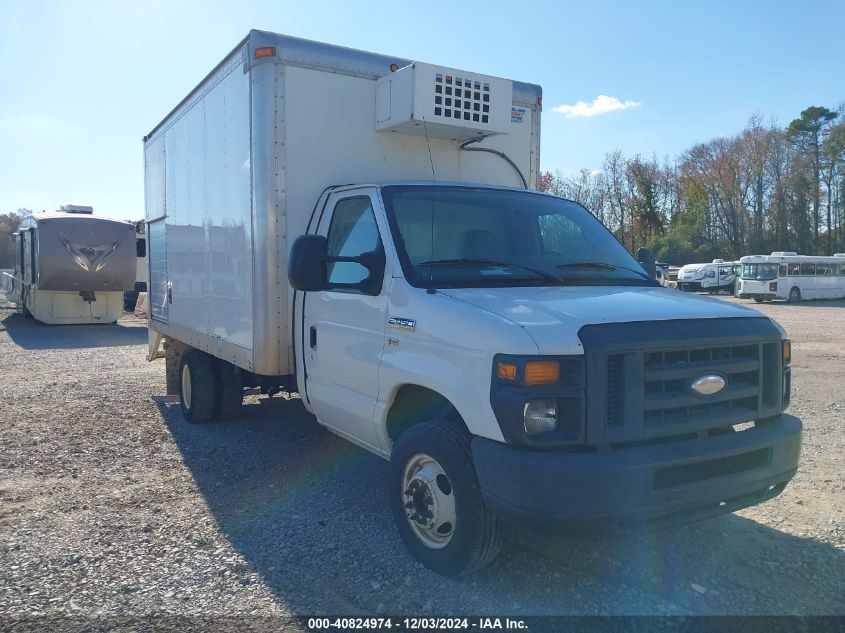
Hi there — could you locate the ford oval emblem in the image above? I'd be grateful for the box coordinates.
[690,374,727,396]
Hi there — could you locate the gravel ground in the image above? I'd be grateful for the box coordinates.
[0,294,843,623]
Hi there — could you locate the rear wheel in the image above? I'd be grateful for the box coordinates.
[179,350,216,423]
[390,419,501,576]
[214,359,244,420]
[788,287,801,303]
[20,288,32,318]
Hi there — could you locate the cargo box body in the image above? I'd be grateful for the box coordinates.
[143,30,542,377]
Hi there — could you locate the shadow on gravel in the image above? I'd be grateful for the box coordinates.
[0,309,146,349]
[159,396,845,616]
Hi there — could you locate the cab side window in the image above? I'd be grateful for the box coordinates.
[326,197,382,286]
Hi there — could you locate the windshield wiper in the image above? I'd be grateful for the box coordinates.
[418,258,562,282]
[556,261,653,282]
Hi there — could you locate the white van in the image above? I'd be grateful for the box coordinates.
[144,31,801,576]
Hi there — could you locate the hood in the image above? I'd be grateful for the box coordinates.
[438,285,764,354]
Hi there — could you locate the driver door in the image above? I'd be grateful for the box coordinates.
[302,191,391,451]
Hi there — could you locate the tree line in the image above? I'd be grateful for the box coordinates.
[0,211,24,269]
[3,105,843,269]
[540,105,845,265]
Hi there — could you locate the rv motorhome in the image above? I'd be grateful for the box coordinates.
[2,206,136,324]
[677,259,737,293]
[144,31,801,576]
[124,222,148,310]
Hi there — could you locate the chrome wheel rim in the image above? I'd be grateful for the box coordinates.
[181,364,192,410]
[401,453,456,549]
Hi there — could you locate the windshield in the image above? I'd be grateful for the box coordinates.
[740,263,778,281]
[381,186,654,288]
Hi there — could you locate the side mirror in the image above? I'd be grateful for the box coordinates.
[288,234,386,295]
[637,247,657,280]
[289,234,328,291]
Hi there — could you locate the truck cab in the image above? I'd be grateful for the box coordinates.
[287,181,801,576]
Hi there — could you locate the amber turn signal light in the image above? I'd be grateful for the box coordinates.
[525,361,560,385]
[783,340,791,365]
[497,362,517,380]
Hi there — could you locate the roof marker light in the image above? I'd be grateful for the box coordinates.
[254,46,276,59]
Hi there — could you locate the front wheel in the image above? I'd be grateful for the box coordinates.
[390,419,501,576]
[788,287,801,303]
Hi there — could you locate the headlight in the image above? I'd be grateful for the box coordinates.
[491,354,585,446]
[524,400,558,434]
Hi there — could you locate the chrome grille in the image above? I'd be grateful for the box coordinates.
[603,340,780,442]
[641,343,760,438]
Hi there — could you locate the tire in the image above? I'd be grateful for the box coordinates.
[390,418,501,577]
[124,291,138,311]
[179,349,217,423]
[788,287,801,303]
[213,359,244,420]
[21,288,32,318]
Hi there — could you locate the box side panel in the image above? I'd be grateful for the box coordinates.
[205,66,253,347]
[249,61,289,376]
[283,64,538,247]
[147,219,168,321]
[145,136,167,321]
[144,51,255,369]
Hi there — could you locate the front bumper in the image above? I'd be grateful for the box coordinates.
[472,413,801,535]
[738,292,776,300]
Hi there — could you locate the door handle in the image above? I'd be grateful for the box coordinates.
[310,326,317,348]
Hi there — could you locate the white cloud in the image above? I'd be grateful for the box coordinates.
[552,95,642,119]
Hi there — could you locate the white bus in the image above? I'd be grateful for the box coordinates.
[737,252,845,302]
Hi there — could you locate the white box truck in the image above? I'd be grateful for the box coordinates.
[144,31,801,576]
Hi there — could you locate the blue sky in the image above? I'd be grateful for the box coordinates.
[1,0,842,220]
